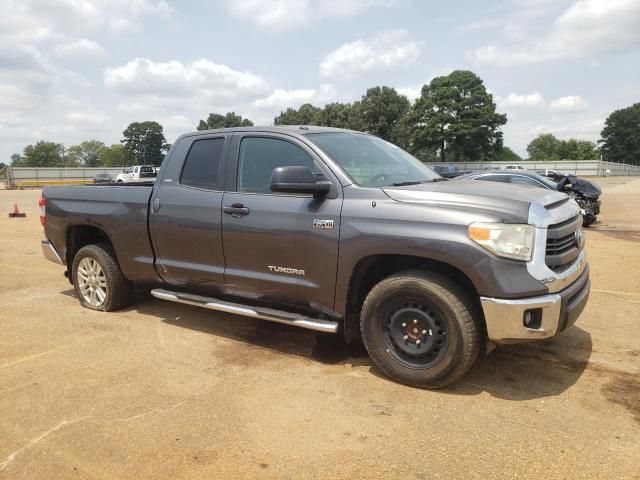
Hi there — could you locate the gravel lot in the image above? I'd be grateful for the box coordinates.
[1,178,639,479]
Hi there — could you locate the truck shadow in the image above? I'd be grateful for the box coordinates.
[441,327,593,400]
[67,288,593,401]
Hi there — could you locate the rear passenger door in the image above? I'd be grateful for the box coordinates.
[220,133,342,314]
[150,134,229,289]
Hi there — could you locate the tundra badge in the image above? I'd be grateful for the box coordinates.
[268,266,306,276]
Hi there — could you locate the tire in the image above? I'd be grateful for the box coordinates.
[116,179,124,183]
[582,215,596,227]
[72,243,133,311]
[360,270,481,388]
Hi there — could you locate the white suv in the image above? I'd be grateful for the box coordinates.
[116,165,157,183]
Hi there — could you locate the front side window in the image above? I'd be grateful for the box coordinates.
[180,137,225,190]
[237,137,315,194]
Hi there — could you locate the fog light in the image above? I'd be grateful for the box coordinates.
[523,309,542,329]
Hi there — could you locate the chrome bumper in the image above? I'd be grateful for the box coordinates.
[41,240,64,264]
[481,267,590,344]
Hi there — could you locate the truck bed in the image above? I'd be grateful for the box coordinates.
[43,184,158,282]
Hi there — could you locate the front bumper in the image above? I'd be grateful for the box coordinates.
[42,240,64,265]
[480,266,590,344]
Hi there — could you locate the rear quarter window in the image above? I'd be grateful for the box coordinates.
[180,137,225,190]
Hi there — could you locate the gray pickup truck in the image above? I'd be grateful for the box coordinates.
[41,126,590,387]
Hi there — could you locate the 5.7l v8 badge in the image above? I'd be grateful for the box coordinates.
[313,219,334,229]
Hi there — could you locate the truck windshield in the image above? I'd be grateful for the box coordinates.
[306,132,440,187]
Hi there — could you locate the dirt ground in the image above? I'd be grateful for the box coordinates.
[1,178,639,479]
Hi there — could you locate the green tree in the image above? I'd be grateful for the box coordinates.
[558,139,599,160]
[101,144,131,167]
[121,121,167,167]
[67,140,107,167]
[527,133,562,160]
[316,102,360,130]
[599,103,640,164]
[357,86,411,148]
[10,153,22,166]
[274,103,322,125]
[197,111,253,130]
[411,70,507,162]
[20,141,64,167]
[493,146,522,162]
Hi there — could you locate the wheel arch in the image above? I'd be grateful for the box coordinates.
[65,225,119,283]
[342,254,484,343]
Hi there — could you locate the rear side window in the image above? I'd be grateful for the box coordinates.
[237,137,315,194]
[475,175,509,183]
[509,176,543,188]
[181,138,225,190]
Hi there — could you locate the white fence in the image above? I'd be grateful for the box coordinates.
[4,167,125,188]
[424,160,640,177]
[3,159,639,189]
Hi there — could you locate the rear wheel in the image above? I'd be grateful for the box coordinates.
[360,270,481,388]
[72,243,133,311]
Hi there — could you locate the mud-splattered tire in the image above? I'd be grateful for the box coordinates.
[72,243,133,312]
[360,270,481,388]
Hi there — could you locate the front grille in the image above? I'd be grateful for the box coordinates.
[545,215,582,270]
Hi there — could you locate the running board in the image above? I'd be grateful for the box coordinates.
[150,289,339,334]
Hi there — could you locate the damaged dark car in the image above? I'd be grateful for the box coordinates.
[456,170,601,226]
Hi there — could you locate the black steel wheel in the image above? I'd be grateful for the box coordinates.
[384,300,449,368]
[360,270,481,388]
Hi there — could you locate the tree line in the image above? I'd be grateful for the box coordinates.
[7,70,639,168]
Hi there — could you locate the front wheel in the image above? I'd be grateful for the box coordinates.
[360,271,481,388]
[72,243,133,311]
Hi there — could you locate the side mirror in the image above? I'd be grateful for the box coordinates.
[270,166,331,196]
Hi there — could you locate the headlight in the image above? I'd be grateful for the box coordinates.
[468,222,535,261]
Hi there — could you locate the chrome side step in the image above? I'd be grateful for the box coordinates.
[150,289,339,334]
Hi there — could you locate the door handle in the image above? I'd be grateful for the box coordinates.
[152,197,161,213]
[223,203,250,217]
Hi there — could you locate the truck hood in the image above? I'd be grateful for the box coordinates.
[382,180,569,222]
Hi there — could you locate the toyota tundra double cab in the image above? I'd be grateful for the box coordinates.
[40,126,590,387]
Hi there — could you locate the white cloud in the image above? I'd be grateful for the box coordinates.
[54,39,106,58]
[226,0,397,31]
[397,85,422,102]
[469,0,640,66]
[529,117,604,138]
[549,95,589,111]
[105,58,271,101]
[500,91,546,108]
[66,111,109,124]
[320,30,421,80]
[253,85,338,111]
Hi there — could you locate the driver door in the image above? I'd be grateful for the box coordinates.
[221,133,343,313]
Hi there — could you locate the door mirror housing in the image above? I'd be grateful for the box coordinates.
[270,166,331,196]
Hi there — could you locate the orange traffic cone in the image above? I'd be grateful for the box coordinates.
[8,204,26,218]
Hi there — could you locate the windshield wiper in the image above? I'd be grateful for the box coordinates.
[391,179,446,186]
[392,180,429,186]
[432,177,449,182]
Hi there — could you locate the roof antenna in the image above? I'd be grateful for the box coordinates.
[299,125,309,130]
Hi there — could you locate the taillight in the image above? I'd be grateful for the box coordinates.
[39,196,46,227]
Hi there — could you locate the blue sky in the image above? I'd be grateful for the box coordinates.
[2,0,639,162]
